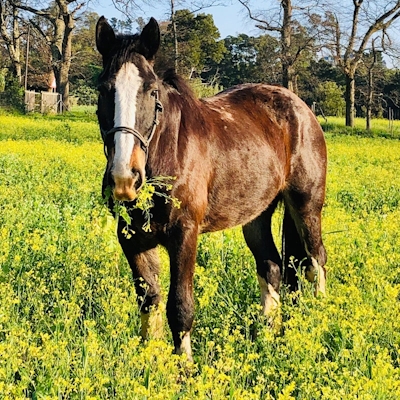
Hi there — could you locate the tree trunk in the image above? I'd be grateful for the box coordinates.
[51,12,73,111]
[282,63,294,92]
[281,0,293,90]
[366,67,373,131]
[11,6,21,80]
[13,0,81,112]
[54,55,71,112]
[366,41,377,131]
[345,72,355,127]
[328,2,400,128]
[170,0,178,72]
[0,3,22,82]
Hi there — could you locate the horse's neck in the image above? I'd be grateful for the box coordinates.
[148,89,204,175]
[147,92,182,174]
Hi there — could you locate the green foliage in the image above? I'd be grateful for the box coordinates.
[108,176,181,233]
[207,34,280,88]
[316,81,346,117]
[70,79,98,106]
[188,78,223,98]
[108,16,135,34]
[0,113,400,397]
[70,12,102,89]
[1,72,24,112]
[299,59,346,106]
[157,10,225,77]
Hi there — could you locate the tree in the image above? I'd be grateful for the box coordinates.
[324,1,400,127]
[25,15,53,90]
[67,11,102,105]
[237,0,320,92]
[316,81,345,116]
[355,39,388,129]
[213,34,259,87]
[298,58,344,106]
[70,11,101,87]
[12,0,86,111]
[156,9,225,77]
[0,0,22,81]
[110,0,224,73]
[382,69,400,118]
[204,33,280,88]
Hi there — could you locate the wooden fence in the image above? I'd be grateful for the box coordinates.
[25,90,62,113]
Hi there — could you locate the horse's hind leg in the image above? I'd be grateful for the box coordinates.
[283,188,327,296]
[117,229,163,340]
[282,208,307,292]
[243,199,281,318]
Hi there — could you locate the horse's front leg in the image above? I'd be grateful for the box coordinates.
[166,221,198,362]
[117,227,163,340]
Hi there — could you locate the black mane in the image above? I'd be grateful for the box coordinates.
[162,68,197,101]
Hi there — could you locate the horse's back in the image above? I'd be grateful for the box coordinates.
[204,83,323,140]
[203,83,326,180]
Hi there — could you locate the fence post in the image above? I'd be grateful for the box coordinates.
[388,107,394,136]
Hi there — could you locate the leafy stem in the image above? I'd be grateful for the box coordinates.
[104,176,181,234]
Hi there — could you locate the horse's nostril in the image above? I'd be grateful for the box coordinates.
[133,170,143,191]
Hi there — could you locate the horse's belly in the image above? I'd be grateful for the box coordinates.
[200,173,283,233]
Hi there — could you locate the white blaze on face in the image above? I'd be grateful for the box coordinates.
[113,62,142,179]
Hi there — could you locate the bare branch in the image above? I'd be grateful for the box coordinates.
[344,1,361,61]
[30,19,48,41]
[237,0,280,32]
[357,2,400,58]
[110,0,146,20]
[189,1,226,14]
[10,1,54,20]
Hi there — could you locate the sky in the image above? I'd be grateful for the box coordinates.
[88,1,258,39]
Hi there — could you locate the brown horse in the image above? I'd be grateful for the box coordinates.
[95,17,327,361]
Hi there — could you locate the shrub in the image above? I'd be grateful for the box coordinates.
[188,77,223,98]
[316,81,346,117]
[0,72,24,112]
[71,80,98,106]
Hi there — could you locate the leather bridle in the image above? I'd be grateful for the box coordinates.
[101,90,163,160]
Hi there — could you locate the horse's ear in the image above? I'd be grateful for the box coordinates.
[139,17,160,60]
[96,16,116,57]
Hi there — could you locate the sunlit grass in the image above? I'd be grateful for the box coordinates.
[0,113,99,143]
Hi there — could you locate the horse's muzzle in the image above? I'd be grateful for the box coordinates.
[113,169,144,201]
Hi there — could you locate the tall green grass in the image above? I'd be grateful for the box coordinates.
[0,115,399,398]
[320,116,400,139]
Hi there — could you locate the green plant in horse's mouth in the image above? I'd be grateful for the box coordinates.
[104,176,181,234]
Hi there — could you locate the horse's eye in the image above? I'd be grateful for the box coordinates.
[98,82,112,96]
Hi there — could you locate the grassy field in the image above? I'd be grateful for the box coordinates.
[320,116,400,139]
[0,112,399,399]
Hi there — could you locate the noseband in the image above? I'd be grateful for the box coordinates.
[102,90,163,160]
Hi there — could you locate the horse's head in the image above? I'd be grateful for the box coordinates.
[96,16,162,201]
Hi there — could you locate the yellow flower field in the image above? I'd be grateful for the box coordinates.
[0,114,399,399]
